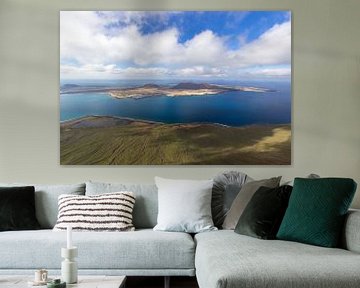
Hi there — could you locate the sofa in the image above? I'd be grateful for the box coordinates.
[0,181,360,288]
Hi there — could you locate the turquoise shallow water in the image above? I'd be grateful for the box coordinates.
[60,80,291,127]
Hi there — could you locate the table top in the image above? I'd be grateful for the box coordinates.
[0,275,126,288]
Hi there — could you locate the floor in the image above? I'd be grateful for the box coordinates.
[126,276,199,288]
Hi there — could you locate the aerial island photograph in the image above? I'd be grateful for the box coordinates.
[60,11,291,165]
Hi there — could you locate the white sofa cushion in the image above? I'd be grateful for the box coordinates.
[154,177,216,233]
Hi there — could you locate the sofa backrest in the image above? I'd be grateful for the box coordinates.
[0,183,86,228]
[86,181,158,229]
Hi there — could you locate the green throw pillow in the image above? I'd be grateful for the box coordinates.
[277,178,357,247]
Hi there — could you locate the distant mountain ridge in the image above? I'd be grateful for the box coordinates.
[172,82,221,90]
[141,84,161,88]
[62,84,81,88]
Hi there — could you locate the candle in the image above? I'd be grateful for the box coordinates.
[67,225,72,249]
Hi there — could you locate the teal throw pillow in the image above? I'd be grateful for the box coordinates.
[277,178,357,247]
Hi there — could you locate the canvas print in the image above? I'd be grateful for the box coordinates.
[60,11,291,165]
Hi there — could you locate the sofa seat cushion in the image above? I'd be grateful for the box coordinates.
[195,230,360,288]
[0,229,195,270]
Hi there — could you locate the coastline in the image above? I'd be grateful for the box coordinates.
[60,115,289,129]
[60,115,164,126]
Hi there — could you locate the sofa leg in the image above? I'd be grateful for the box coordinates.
[164,276,170,288]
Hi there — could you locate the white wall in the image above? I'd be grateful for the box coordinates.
[0,0,359,208]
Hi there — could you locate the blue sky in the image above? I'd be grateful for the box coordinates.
[60,11,291,80]
[137,11,289,43]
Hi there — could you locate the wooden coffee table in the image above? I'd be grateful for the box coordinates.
[0,275,126,288]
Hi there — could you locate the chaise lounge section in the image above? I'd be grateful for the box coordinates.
[195,215,360,288]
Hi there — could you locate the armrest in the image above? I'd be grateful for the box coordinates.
[342,209,360,253]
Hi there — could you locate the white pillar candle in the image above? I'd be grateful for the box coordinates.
[67,225,72,249]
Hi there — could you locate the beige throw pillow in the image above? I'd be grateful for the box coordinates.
[222,176,281,230]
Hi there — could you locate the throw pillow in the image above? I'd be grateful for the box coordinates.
[0,186,41,231]
[283,173,320,186]
[0,182,85,228]
[212,171,252,228]
[222,176,281,230]
[235,185,293,239]
[53,192,136,231]
[277,178,357,247]
[153,177,217,233]
[86,181,158,229]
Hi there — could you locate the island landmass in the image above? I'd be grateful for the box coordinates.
[60,82,274,99]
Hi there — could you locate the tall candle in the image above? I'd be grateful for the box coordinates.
[67,225,72,249]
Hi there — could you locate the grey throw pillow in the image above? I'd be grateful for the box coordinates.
[212,171,252,228]
[222,176,281,230]
[0,183,85,228]
[283,173,320,186]
[86,181,158,229]
[154,177,217,233]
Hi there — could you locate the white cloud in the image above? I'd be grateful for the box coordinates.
[60,11,104,64]
[60,12,183,66]
[96,11,181,29]
[175,66,226,78]
[260,68,291,77]
[115,67,171,78]
[60,11,291,79]
[247,68,291,77]
[61,64,227,79]
[183,30,227,65]
[128,28,183,66]
[61,64,171,79]
[229,21,291,67]
[61,64,116,74]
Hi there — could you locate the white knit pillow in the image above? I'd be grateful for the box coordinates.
[53,192,135,231]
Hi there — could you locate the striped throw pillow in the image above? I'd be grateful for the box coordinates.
[53,192,136,231]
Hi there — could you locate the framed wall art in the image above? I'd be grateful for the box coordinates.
[60,11,291,165]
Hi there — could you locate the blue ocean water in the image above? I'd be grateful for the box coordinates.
[60,79,291,127]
